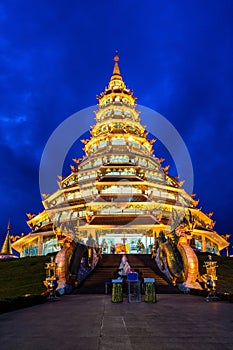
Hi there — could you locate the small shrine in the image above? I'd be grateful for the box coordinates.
[0,221,18,259]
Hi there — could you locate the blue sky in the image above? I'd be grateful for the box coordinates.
[0,0,233,254]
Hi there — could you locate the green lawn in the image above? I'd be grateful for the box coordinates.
[0,255,51,299]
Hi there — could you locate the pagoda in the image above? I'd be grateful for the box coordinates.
[0,221,18,259]
[12,53,228,258]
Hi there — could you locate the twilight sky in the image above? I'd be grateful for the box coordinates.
[0,1,233,254]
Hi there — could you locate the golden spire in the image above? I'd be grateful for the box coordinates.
[110,51,122,81]
[108,51,125,90]
[0,220,13,255]
[97,51,136,106]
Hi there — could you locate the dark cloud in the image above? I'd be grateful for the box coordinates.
[0,0,233,253]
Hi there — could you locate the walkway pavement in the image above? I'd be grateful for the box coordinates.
[0,294,233,350]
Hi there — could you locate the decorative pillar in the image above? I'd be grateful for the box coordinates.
[202,236,206,252]
[19,248,23,258]
[38,235,43,256]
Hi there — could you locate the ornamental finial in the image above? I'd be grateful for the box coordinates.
[111,50,121,79]
[7,219,10,231]
[114,50,119,62]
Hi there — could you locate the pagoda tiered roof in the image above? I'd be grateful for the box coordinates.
[11,52,229,256]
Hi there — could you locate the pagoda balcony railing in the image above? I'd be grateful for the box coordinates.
[99,172,137,177]
[97,210,152,216]
[102,159,139,166]
[88,146,112,155]
[99,101,135,109]
[129,146,149,156]
[101,190,142,195]
[110,145,130,152]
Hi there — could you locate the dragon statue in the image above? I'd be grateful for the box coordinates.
[155,210,202,291]
[53,225,99,294]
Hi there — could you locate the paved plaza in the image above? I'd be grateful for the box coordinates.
[0,294,233,350]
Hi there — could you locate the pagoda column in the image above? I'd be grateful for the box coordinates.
[201,236,206,252]
[38,235,43,256]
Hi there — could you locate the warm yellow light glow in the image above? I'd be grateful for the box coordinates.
[11,51,228,262]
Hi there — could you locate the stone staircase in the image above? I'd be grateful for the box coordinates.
[125,254,179,294]
[76,254,180,294]
[76,254,121,294]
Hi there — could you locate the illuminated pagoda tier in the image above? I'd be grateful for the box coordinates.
[12,52,228,258]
